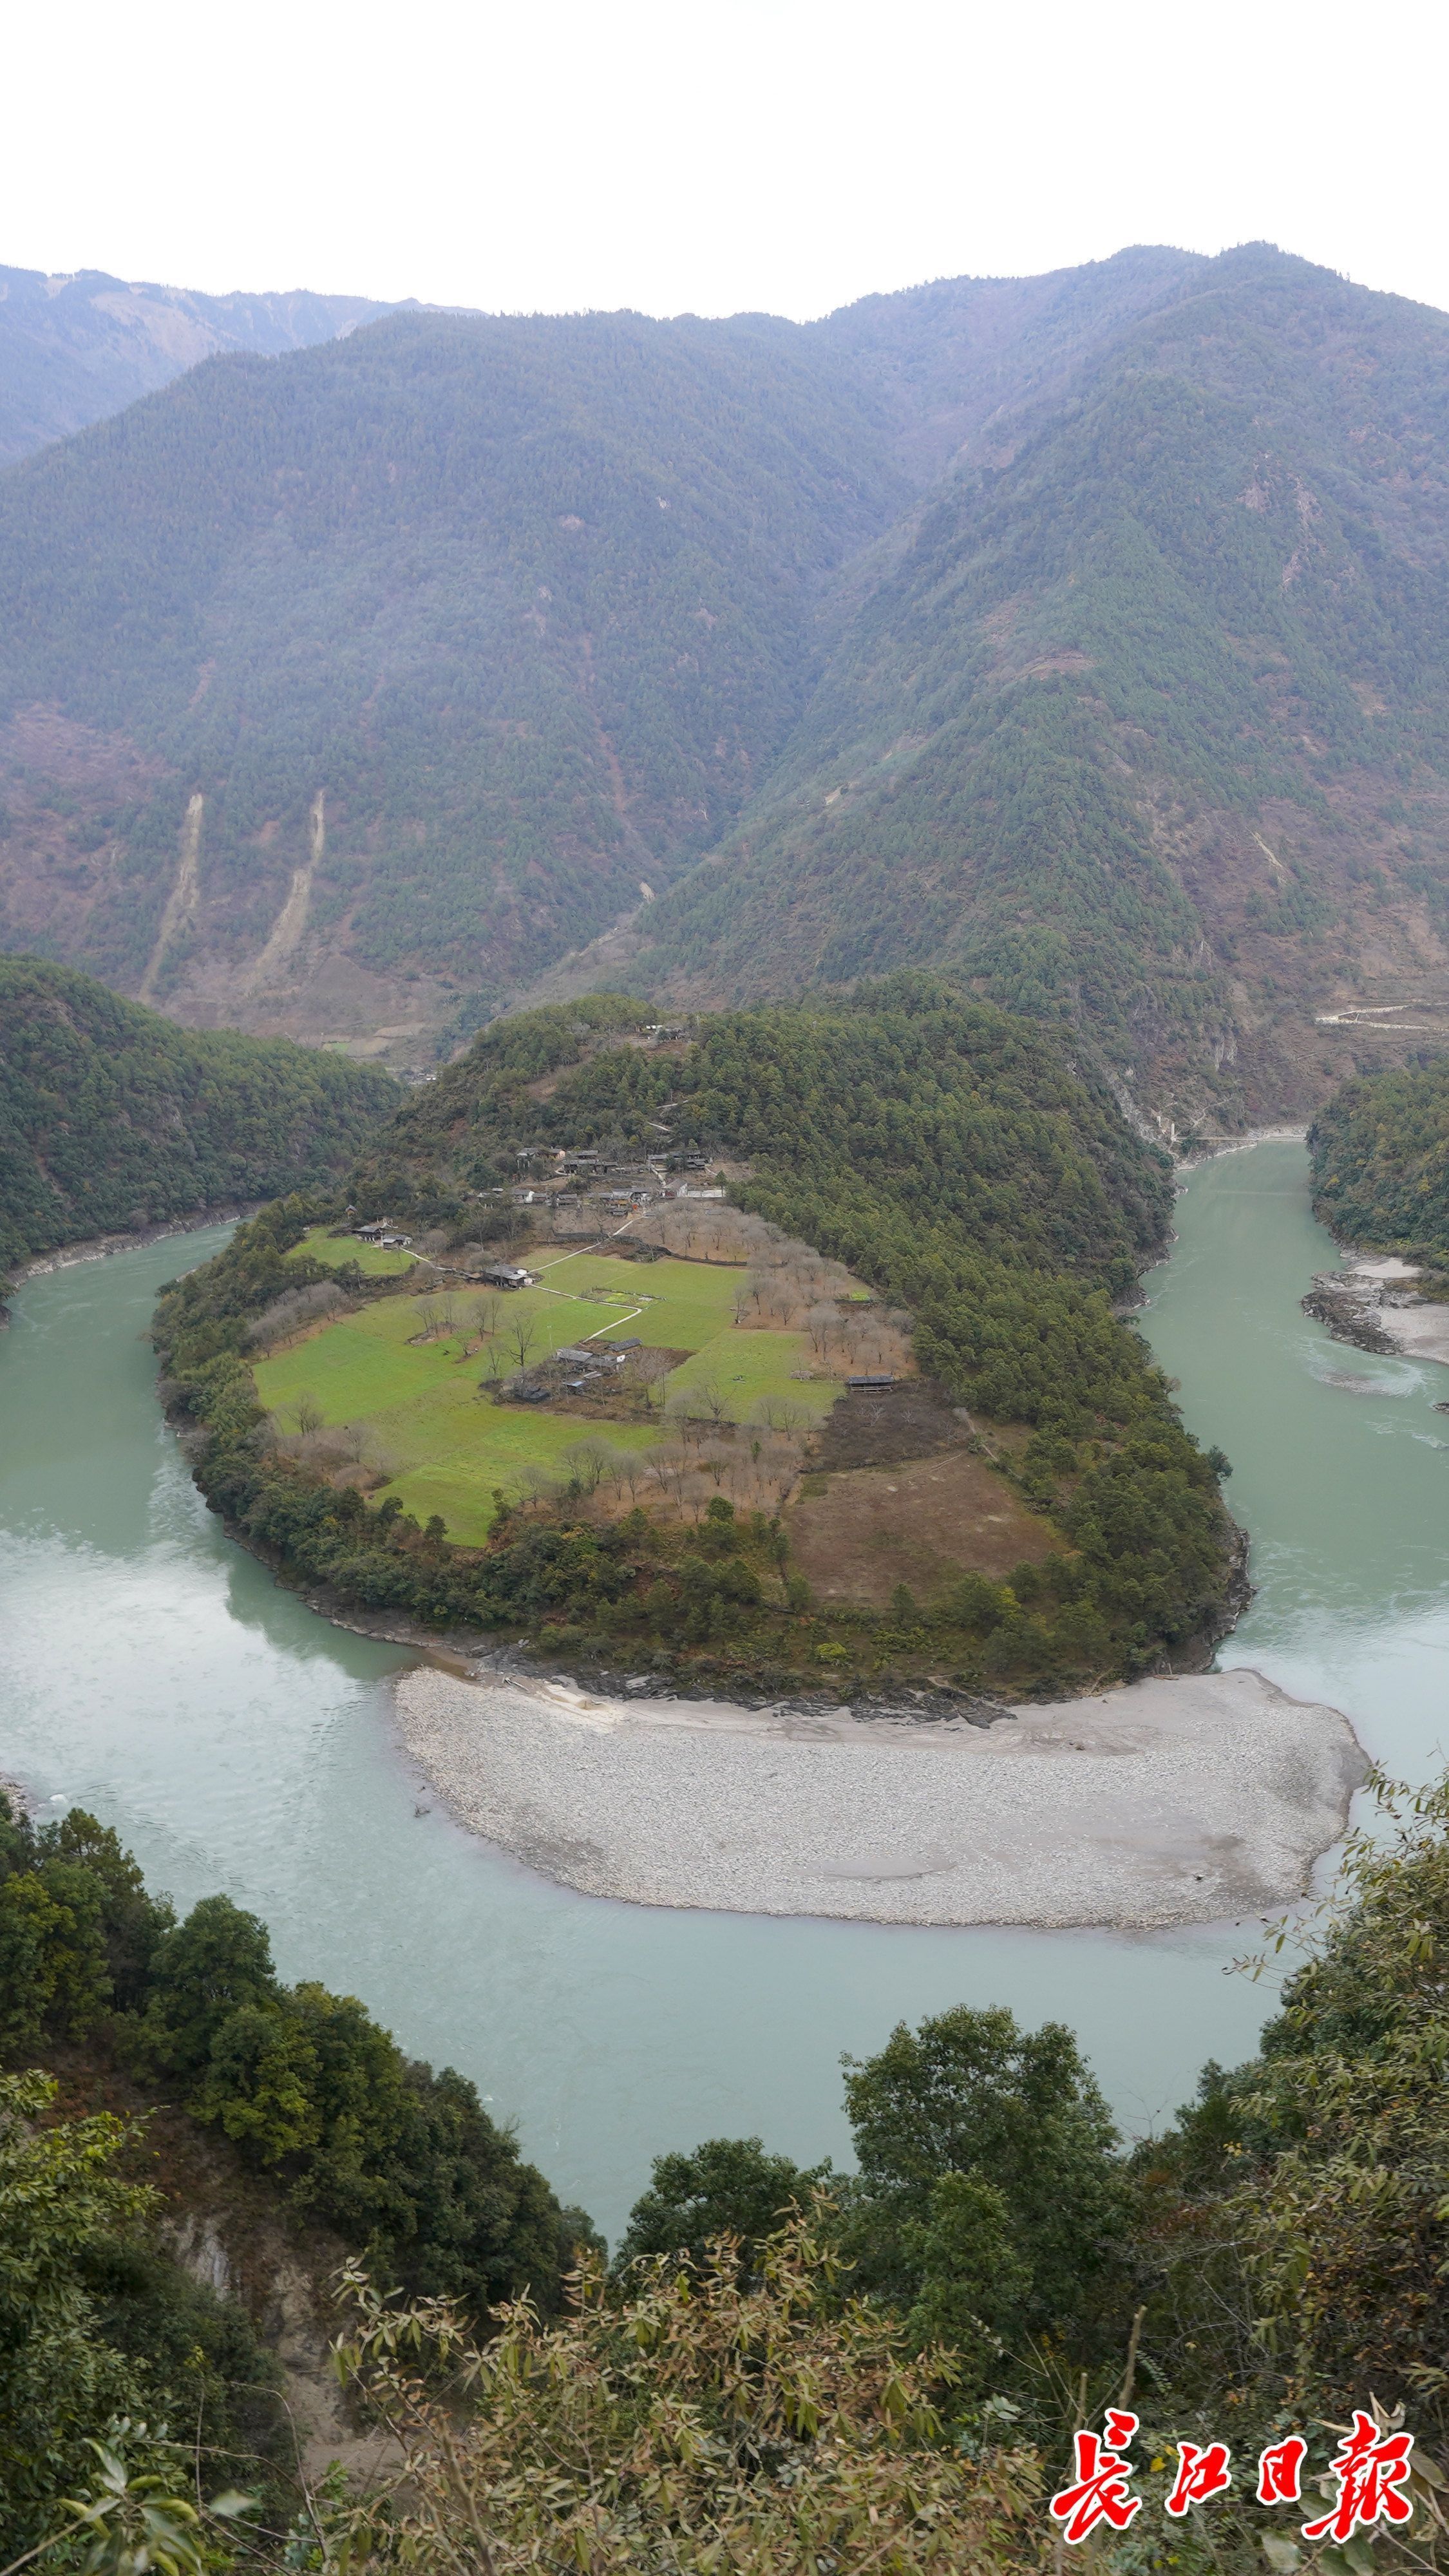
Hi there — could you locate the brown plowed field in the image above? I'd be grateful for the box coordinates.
[784,1448,1061,1609]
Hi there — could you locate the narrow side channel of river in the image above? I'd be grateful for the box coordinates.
[1,1143,1438,2242]
[1142,1140,1449,1785]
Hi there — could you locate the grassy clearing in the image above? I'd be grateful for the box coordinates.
[285,1222,417,1277]
[252,1253,838,1543]
[665,1331,834,1424]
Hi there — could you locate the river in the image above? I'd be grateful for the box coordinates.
[1,1140,1441,2242]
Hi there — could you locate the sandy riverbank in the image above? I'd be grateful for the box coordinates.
[1305,1253,1449,1369]
[393,1665,1365,1930]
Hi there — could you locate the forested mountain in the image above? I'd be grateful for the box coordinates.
[0,262,392,464]
[1309,1056,1449,1256]
[0,956,393,1270]
[636,246,1449,1126]
[5,243,1449,1115]
[0,308,903,1053]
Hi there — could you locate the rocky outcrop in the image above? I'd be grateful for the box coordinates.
[1302,1256,1449,1368]
[1302,1271,1403,1354]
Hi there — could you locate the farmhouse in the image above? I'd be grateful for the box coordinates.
[355,1219,413,1248]
[468,1261,536,1290]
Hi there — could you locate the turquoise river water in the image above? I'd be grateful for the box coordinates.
[1,1140,1443,2242]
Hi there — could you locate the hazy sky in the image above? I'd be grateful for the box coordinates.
[3,0,1444,322]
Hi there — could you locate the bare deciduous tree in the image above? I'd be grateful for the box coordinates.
[805,1302,838,1358]
[563,1439,611,1495]
[506,1313,538,1374]
[243,1280,347,1352]
[683,1374,730,1426]
[755,1395,810,1438]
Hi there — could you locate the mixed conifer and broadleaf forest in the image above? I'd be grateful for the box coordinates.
[151,981,1232,1698]
[5,238,1449,2569]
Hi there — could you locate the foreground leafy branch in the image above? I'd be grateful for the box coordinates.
[321,2210,1046,2573]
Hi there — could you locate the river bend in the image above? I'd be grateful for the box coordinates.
[1,1142,1439,2239]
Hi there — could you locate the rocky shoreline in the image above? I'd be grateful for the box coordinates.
[1302,1255,1449,1368]
[393,1662,1365,1931]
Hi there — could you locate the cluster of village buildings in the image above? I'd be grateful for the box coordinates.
[350,1137,725,1291]
[503,1141,724,1219]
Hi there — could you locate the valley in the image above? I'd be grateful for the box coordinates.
[6,1132,1448,2569]
[7,223,1449,2563]
[1,247,1448,1114]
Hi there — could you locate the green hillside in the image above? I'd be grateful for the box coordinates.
[376,979,1171,1289]
[157,985,1234,1694]
[1309,1057,1449,1256]
[0,261,393,466]
[0,310,902,1018]
[636,247,1449,1124]
[0,955,393,1270]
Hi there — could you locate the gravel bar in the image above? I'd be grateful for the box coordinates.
[393,1665,1365,1929]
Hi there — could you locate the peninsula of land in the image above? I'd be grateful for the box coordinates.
[394,1665,1364,1931]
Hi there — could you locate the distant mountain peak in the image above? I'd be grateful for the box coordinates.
[0,261,397,464]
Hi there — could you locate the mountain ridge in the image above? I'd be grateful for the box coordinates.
[630,245,1449,1125]
[4,242,1449,1115]
[0,261,401,464]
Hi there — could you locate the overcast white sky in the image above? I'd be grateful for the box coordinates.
[2,0,1445,323]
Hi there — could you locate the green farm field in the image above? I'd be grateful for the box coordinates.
[286,1223,417,1278]
[252,1250,838,1542]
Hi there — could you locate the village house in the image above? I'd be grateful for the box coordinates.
[467,1260,537,1290]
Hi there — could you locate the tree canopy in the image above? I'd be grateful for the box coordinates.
[0,954,393,1269]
